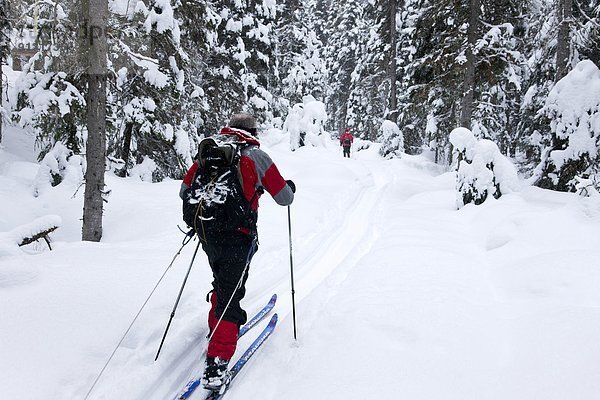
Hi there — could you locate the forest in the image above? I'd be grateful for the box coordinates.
[1,0,599,187]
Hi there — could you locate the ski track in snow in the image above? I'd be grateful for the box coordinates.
[166,153,390,400]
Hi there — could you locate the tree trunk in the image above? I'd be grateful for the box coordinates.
[0,62,3,144]
[556,0,572,81]
[460,0,480,129]
[0,0,7,145]
[116,121,134,177]
[388,0,398,122]
[82,0,108,242]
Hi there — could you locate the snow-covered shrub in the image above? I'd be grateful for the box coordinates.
[130,156,157,182]
[450,127,520,208]
[34,142,84,195]
[535,60,600,192]
[283,95,328,151]
[379,120,404,158]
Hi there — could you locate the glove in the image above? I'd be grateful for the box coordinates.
[286,180,296,193]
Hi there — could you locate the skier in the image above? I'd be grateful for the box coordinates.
[339,128,354,158]
[179,112,295,391]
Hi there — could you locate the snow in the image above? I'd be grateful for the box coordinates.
[1,124,600,400]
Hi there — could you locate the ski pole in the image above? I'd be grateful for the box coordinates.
[155,238,202,361]
[287,205,298,340]
[84,230,194,400]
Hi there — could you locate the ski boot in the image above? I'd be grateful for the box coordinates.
[202,356,231,392]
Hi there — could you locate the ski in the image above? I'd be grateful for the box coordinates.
[239,294,276,337]
[205,313,278,400]
[175,294,277,400]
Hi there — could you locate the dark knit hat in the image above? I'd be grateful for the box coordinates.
[229,112,257,135]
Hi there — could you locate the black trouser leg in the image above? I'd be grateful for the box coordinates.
[201,233,257,325]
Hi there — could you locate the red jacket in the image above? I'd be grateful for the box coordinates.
[180,127,294,212]
[340,131,353,146]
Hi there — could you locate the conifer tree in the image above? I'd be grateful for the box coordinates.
[109,0,195,181]
[203,0,278,128]
[400,0,466,163]
[319,0,363,134]
[346,0,394,140]
[276,0,327,108]
[399,0,525,163]
[13,0,86,157]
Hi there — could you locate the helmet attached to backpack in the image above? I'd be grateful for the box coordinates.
[197,137,238,170]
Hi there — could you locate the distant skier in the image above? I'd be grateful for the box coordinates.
[340,128,354,158]
[179,112,295,391]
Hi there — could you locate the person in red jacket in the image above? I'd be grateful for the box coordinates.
[179,112,295,391]
[339,128,354,158]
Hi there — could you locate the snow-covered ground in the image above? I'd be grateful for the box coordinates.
[1,125,600,400]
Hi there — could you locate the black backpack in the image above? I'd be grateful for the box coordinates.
[343,138,351,146]
[182,135,257,238]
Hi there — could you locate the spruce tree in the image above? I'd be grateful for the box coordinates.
[319,0,363,134]
[275,0,327,108]
[346,0,392,140]
[109,0,194,181]
[13,0,86,158]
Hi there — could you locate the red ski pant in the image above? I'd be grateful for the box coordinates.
[207,292,240,359]
[202,233,257,360]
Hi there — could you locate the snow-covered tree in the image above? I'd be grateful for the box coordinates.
[275,0,327,108]
[517,1,599,175]
[399,0,526,164]
[471,2,527,154]
[281,27,326,104]
[108,0,195,181]
[515,0,557,170]
[346,0,394,141]
[535,60,600,192]
[12,0,86,157]
[0,0,10,143]
[399,0,468,163]
[379,120,404,158]
[395,0,424,154]
[450,127,519,208]
[319,0,363,134]
[284,95,327,151]
[203,0,278,127]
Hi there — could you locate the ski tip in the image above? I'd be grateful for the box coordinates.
[270,293,277,302]
[270,313,278,324]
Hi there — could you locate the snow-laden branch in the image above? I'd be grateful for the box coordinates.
[0,215,61,255]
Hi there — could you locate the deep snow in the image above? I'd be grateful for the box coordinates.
[1,126,600,400]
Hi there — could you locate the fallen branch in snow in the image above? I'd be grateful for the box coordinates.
[10,215,62,251]
[18,226,59,249]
